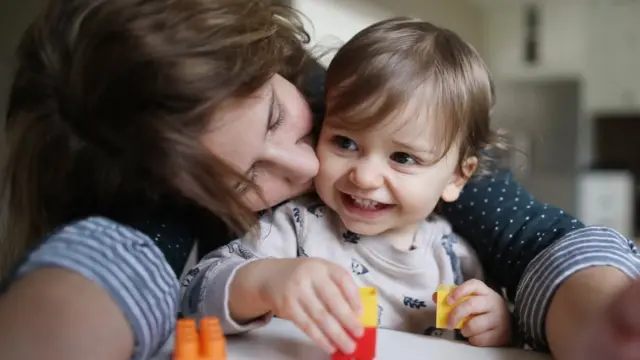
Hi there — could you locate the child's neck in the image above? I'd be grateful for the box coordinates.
[376,222,422,251]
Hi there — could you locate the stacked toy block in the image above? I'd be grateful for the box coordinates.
[332,287,378,360]
[173,317,227,360]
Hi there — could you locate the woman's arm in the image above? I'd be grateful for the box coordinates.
[442,169,581,300]
[565,276,640,360]
[517,227,640,355]
[442,169,640,354]
[0,268,133,360]
[0,217,179,360]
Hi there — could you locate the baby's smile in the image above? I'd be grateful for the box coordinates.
[340,192,395,219]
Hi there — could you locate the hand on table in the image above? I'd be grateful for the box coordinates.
[568,278,640,360]
[257,258,363,355]
[438,279,512,347]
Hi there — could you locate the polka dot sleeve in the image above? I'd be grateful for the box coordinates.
[441,169,582,301]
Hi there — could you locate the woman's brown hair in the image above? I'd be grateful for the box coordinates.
[0,0,310,276]
[324,17,501,176]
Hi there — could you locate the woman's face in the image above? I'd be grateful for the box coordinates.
[201,74,319,211]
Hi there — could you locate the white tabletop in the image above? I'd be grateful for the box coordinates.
[153,318,551,360]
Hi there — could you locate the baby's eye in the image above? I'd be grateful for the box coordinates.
[390,152,418,165]
[332,135,358,151]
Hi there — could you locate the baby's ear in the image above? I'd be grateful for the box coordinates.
[440,157,478,203]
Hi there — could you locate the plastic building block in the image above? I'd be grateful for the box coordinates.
[358,287,378,328]
[332,287,377,360]
[435,284,472,329]
[173,317,226,360]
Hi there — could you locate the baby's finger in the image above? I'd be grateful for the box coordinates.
[468,328,508,347]
[447,295,491,329]
[290,302,335,354]
[302,292,356,355]
[316,282,363,338]
[460,313,496,338]
[448,279,489,305]
[330,267,361,313]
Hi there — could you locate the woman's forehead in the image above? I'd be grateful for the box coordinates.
[200,79,274,169]
[211,81,272,129]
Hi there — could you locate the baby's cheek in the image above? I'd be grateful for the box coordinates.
[401,192,442,220]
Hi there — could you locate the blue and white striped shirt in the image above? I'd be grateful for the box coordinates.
[16,217,178,360]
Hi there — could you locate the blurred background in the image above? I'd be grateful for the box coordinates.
[1,0,638,239]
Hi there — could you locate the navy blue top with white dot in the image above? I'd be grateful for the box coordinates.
[441,169,581,300]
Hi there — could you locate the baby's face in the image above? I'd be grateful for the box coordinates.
[314,106,470,240]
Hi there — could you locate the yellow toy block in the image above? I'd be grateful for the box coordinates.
[435,284,472,329]
[359,287,378,328]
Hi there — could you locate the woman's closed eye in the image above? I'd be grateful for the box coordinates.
[268,97,285,132]
[236,92,283,194]
[332,135,358,151]
[390,152,419,165]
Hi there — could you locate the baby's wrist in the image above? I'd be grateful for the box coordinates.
[228,259,273,321]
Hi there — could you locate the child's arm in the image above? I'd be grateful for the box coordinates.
[180,201,307,331]
[179,215,298,332]
[180,200,363,355]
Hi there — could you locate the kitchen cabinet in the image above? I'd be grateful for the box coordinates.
[584,0,640,112]
[480,1,587,79]
[480,0,640,112]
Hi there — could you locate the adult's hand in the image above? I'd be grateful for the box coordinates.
[545,266,632,360]
[568,278,640,360]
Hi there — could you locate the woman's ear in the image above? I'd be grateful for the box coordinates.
[441,156,478,203]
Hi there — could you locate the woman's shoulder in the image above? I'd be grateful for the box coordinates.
[17,215,179,292]
[107,201,213,276]
[51,215,193,262]
[41,216,168,260]
[14,215,179,293]
[52,216,151,241]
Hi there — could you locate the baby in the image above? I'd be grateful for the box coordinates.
[181,17,511,356]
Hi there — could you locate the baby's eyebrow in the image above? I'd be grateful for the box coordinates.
[391,139,434,154]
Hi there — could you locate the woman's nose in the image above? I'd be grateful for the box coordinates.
[268,141,319,184]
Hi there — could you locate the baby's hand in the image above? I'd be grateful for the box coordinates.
[445,279,512,347]
[258,258,363,355]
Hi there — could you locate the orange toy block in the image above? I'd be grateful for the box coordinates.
[174,317,227,360]
[332,287,377,360]
[435,284,472,329]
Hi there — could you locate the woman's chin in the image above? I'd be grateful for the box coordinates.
[251,181,316,212]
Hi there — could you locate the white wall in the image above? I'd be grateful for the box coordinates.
[292,0,484,66]
[368,0,485,55]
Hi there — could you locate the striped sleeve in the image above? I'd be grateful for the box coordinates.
[15,217,179,360]
[515,226,640,350]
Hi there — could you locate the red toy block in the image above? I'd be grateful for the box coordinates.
[331,327,376,360]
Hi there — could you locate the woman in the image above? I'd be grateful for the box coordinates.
[0,1,636,359]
